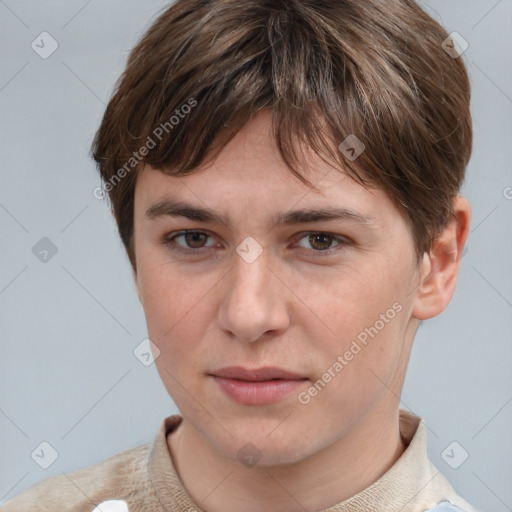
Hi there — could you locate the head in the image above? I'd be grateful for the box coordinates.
[91,0,472,465]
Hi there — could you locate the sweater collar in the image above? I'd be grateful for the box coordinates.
[148,409,431,512]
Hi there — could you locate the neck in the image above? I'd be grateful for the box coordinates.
[168,407,407,512]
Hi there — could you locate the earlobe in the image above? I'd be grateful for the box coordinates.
[412,196,471,321]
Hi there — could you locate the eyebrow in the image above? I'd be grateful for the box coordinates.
[144,199,375,228]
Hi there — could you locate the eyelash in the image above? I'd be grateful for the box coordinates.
[162,230,351,259]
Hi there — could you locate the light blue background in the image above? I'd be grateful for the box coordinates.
[0,1,511,511]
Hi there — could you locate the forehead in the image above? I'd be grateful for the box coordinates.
[134,111,397,227]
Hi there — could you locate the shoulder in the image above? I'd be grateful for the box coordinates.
[0,442,152,512]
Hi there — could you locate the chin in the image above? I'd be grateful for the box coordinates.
[213,424,314,468]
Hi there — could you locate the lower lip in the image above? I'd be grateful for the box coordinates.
[212,376,307,405]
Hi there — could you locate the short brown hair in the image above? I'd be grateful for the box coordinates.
[91,0,472,270]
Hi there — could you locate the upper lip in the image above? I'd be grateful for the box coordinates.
[211,366,306,381]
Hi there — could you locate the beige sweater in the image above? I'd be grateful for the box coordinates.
[0,410,478,512]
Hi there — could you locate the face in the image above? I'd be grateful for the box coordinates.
[132,111,423,466]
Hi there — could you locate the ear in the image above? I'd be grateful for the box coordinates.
[412,196,471,320]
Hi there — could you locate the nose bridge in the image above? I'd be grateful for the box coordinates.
[229,245,272,311]
[218,243,289,342]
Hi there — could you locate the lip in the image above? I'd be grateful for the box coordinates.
[211,366,306,381]
[210,366,308,405]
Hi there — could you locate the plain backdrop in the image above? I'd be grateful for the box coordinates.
[1,1,511,510]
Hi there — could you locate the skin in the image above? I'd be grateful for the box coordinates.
[132,110,470,512]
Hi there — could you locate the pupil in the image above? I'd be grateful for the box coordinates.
[187,232,206,248]
[311,234,331,250]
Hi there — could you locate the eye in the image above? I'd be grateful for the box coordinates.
[163,230,217,253]
[294,232,350,257]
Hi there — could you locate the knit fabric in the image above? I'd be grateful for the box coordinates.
[0,410,478,512]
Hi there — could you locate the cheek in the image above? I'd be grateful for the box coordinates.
[301,262,409,388]
[300,260,403,336]
[136,258,218,371]
[138,256,199,329]
[297,298,406,439]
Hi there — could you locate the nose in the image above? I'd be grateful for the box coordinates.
[217,244,290,343]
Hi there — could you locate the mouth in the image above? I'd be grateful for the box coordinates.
[209,366,308,405]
